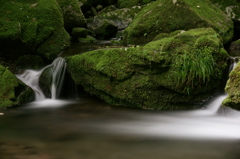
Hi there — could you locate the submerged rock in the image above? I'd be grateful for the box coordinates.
[0,0,70,60]
[123,0,233,45]
[67,28,228,110]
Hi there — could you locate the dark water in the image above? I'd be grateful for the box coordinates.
[1,93,240,159]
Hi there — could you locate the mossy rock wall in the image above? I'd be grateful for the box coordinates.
[0,0,70,60]
[223,62,240,110]
[123,0,233,45]
[67,28,228,110]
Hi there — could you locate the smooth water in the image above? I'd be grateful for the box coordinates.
[1,43,240,159]
[1,94,240,159]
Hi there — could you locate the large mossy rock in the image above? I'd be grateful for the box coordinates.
[67,28,228,110]
[57,0,87,32]
[0,65,18,108]
[0,64,34,108]
[123,0,233,45]
[0,0,70,60]
[223,62,240,110]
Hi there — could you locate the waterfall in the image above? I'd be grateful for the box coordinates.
[51,57,67,99]
[16,57,66,101]
[204,57,238,113]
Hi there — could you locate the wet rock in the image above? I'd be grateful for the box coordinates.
[87,19,118,39]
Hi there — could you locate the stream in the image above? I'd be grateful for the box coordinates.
[1,41,240,159]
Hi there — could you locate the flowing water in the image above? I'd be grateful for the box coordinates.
[1,43,240,159]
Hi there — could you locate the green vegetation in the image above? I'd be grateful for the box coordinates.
[67,28,228,110]
[209,0,240,19]
[223,62,240,110]
[123,0,233,45]
[0,65,18,108]
[0,0,70,60]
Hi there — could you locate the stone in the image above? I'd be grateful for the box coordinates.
[123,0,234,45]
[67,28,228,110]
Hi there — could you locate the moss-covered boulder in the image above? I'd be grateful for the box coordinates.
[123,0,233,45]
[0,64,35,108]
[0,65,19,108]
[0,0,70,60]
[222,62,240,110]
[88,5,143,31]
[57,0,87,32]
[67,28,228,110]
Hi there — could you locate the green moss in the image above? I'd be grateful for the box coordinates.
[0,0,70,60]
[223,62,240,110]
[210,0,240,19]
[67,28,228,110]
[0,65,19,108]
[123,0,233,45]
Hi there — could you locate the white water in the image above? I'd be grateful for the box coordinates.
[15,57,67,104]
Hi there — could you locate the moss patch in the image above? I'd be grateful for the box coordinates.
[67,28,228,110]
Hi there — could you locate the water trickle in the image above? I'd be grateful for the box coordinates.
[204,58,237,114]
[15,57,67,101]
[50,57,67,99]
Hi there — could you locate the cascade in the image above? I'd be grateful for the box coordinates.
[16,57,67,101]
[204,57,238,113]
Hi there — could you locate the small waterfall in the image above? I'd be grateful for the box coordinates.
[16,57,66,101]
[51,58,67,99]
[205,57,238,113]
